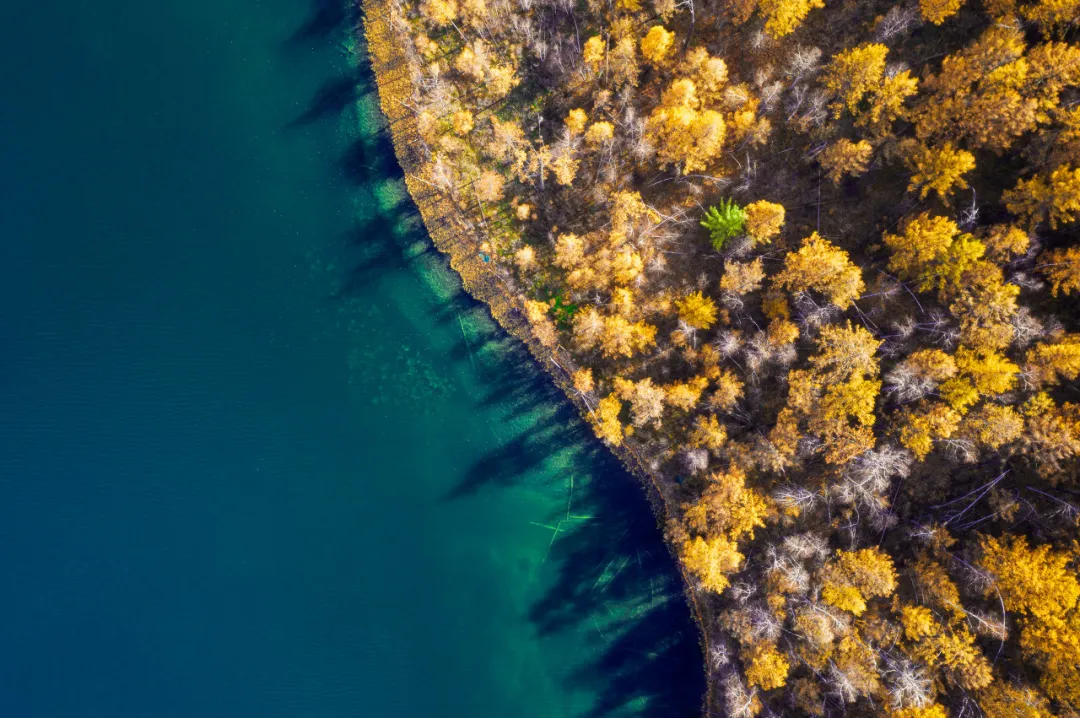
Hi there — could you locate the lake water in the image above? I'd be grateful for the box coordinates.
[0,0,702,715]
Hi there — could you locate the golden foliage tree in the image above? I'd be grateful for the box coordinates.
[774,233,865,309]
[744,200,785,244]
[904,141,976,202]
[820,139,873,184]
[823,43,889,117]
[646,79,727,174]
[640,25,674,64]
[677,291,720,330]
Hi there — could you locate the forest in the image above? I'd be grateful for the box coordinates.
[363,0,1080,714]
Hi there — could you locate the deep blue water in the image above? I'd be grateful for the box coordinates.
[0,0,702,715]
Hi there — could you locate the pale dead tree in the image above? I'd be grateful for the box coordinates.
[788,88,829,130]
[766,547,811,594]
[785,45,822,81]
[714,330,743,358]
[875,4,921,41]
[965,608,1008,641]
[726,233,756,258]
[749,29,774,52]
[1011,271,1045,292]
[729,580,757,604]
[683,448,710,476]
[759,81,784,113]
[885,61,911,80]
[1011,306,1046,348]
[941,437,979,464]
[893,315,917,340]
[627,115,655,163]
[743,335,771,379]
[678,319,700,348]
[827,663,861,705]
[723,84,752,111]
[646,252,669,276]
[709,641,732,670]
[915,310,961,349]
[774,485,818,517]
[846,445,911,488]
[958,191,980,229]
[954,554,996,596]
[794,292,841,332]
[884,362,934,402]
[785,84,809,124]
[723,673,760,718]
[832,445,910,529]
[798,435,825,461]
[749,603,783,642]
[429,154,457,195]
[773,343,798,366]
[883,657,932,709]
[783,531,829,563]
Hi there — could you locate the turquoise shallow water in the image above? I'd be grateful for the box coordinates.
[0,0,701,715]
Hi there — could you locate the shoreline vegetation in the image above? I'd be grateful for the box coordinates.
[360,0,1080,714]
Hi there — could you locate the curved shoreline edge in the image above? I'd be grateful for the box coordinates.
[360,1,714,712]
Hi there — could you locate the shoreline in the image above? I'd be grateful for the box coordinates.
[359,0,715,713]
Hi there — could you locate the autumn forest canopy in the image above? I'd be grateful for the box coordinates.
[364,0,1080,713]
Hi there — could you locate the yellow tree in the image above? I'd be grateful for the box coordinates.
[609,36,640,87]
[682,466,770,540]
[820,139,873,184]
[419,0,458,26]
[665,376,709,411]
[583,36,605,70]
[823,43,889,117]
[640,26,674,65]
[646,79,727,174]
[1038,246,1080,296]
[912,24,1036,151]
[601,316,657,358]
[584,121,614,145]
[1004,165,1080,229]
[774,233,865,309]
[564,108,587,136]
[1025,335,1080,386]
[979,534,1080,620]
[677,291,719,330]
[884,212,987,298]
[744,645,790,690]
[720,258,765,295]
[744,200,785,244]
[981,224,1029,262]
[920,0,964,24]
[592,394,625,446]
[857,70,919,135]
[681,534,744,593]
[820,548,898,616]
[899,401,962,459]
[755,0,826,39]
[689,414,727,452]
[904,141,976,203]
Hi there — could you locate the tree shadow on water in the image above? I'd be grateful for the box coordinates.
[284,0,353,49]
[532,447,705,718]
[339,132,402,186]
[287,71,374,130]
